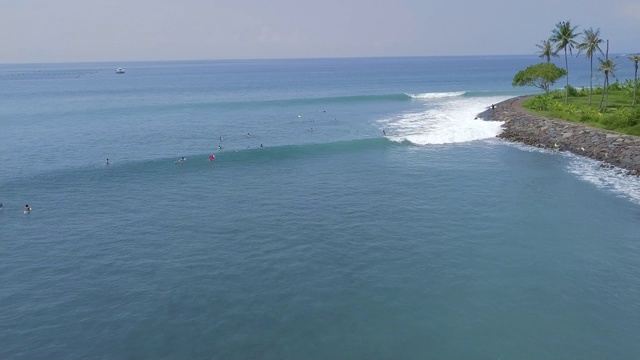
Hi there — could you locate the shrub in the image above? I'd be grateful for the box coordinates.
[525,94,553,111]
[600,115,629,130]
[609,81,622,91]
[566,85,579,97]
[578,87,590,96]
[627,108,640,126]
[627,123,640,136]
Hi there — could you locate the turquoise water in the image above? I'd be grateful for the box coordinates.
[1,56,639,359]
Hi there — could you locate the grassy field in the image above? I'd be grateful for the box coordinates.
[522,82,640,136]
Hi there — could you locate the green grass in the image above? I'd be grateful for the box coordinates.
[522,83,640,136]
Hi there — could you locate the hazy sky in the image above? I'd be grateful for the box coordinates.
[1,0,638,63]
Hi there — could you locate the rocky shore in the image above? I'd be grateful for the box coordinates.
[479,96,640,176]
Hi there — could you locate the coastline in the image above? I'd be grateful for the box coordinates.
[479,96,640,175]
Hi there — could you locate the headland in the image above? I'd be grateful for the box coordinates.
[479,96,640,175]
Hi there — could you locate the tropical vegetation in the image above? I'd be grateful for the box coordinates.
[550,21,580,103]
[512,63,566,93]
[577,28,603,105]
[535,39,558,63]
[513,21,639,136]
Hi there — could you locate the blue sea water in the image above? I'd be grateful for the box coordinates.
[1,56,639,359]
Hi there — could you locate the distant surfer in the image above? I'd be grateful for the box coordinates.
[246,132,251,137]
[175,157,186,164]
[219,136,223,141]
[0,203,4,211]
[209,154,215,161]
[382,130,387,136]
[260,144,263,148]
[218,145,222,150]
[106,158,110,165]
[24,204,31,214]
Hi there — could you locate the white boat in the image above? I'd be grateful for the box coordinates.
[116,68,125,74]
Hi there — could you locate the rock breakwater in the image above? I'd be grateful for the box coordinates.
[479,96,640,176]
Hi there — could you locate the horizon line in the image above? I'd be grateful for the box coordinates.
[2,52,637,66]
[0,53,544,66]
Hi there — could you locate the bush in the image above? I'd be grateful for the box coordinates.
[627,123,640,136]
[525,94,553,111]
[578,87,590,96]
[566,85,579,97]
[627,108,640,126]
[609,81,622,91]
[600,114,633,130]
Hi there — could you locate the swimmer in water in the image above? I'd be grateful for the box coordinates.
[106,158,110,165]
[382,130,386,136]
[24,204,31,214]
[218,145,222,149]
[246,132,251,137]
[209,154,215,161]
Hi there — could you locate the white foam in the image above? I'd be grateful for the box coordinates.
[379,96,510,145]
[405,91,466,99]
[503,141,640,205]
[567,156,640,205]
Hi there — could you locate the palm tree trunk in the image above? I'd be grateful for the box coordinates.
[599,77,606,110]
[589,56,593,106]
[603,74,609,112]
[564,48,569,103]
[634,65,638,106]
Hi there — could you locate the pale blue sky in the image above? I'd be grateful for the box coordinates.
[1,0,638,63]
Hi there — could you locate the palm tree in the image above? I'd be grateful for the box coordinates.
[578,28,604,105]
[535,39,558,63]
[551,20,581,103]
[629,54,640,106]
[598,40,617,111]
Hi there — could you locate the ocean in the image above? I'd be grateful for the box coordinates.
[1,56,639,359]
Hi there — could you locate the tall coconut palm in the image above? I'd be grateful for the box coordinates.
[551,20,581,103]
[629,54,640,106]
[578,28,604,105]
[535,39,558,63]
[598,40,617,111]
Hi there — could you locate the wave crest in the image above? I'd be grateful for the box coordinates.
[378,96,510,145]
[405,91,466,99]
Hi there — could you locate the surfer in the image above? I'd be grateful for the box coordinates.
[24,204,31,214]
[218,145,222,149]
[0,203,4,211]
[246,132,251,137]
[106,158,110,165]
[209,154,215,161]
[382,130,386,136]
